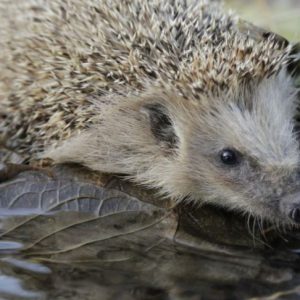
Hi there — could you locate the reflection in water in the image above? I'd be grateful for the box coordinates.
[0,272,43,299]
[0,241,23,251]
[0,167,299,299]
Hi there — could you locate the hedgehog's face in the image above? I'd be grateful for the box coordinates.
[179,73,300,225]
[144,71,300,225]
[47,71,299,226]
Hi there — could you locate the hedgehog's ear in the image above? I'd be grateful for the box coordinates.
[141,103,179,150]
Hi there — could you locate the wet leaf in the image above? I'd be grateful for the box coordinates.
[0,168,177,262]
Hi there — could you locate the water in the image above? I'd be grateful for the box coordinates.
[0,166,300,299]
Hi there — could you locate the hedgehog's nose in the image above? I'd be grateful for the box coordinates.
[289,207,300,223]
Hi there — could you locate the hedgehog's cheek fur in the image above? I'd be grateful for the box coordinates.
[43,98,188,199]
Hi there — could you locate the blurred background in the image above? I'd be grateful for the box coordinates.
[225,0,300,41]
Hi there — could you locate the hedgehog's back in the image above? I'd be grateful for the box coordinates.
[0,0,291,158]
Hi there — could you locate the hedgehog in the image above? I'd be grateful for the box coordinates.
[0,0,300,226]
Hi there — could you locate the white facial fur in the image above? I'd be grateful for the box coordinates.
[175,70,300,222]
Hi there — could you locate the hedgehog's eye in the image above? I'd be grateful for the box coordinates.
[219,148,241,166]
